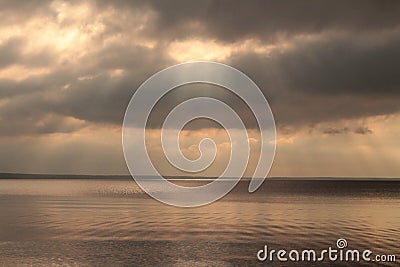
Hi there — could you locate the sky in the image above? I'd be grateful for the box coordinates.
[0,0,399,177]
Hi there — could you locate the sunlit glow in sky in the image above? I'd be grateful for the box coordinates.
[0,1,399,177]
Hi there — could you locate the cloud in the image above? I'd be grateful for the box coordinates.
[0,0,399,175]
[354,126,373,135]
[266,31,400,95]
[98,1,400,42]
[322,127,350,135]
[1,0,399,134]
[0,38,23,68]
[320,126,372,135]
[226,29,400,127]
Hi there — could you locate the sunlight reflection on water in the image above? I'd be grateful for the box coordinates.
[0,179,399,266]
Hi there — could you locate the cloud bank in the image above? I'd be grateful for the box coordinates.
[0,0,399,176]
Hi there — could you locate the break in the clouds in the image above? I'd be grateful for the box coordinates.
[0,0,399,176]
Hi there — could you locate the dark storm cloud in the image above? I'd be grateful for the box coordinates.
[0,42,171,135]
[228,28,400,95]
[269,32,400,95]
[1,0,400,136]
[0,68,73,98]
[227,29,400,126]
[99,0,400,41]
[0,89,86,136]
[50,44,172,124]
[53,74,142,124]
[97,0,400,128]
[20,29,399,130]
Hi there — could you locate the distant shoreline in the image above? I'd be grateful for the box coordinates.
[0,173,399,181]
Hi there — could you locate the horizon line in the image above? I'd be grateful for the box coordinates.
[0,172,399,181]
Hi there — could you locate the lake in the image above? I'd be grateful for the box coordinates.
[0,179,399,266]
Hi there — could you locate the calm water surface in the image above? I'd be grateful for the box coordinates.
[0,179,399,266]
